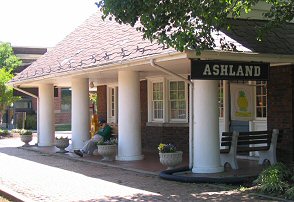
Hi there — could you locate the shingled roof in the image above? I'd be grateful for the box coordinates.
[10,12,175,83]
[15,12,294,84]
[221,19,294,55]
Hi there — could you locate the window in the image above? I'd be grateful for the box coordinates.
[255,81,267,118]
[14,100,32,109]
[152,82,164,120]
[148,77,188,123]
[107,86,118,123]
[169,81,186,120]
[61,88,71,112]
[218,81,224,118]
[111,88,115,117]
[217,80,267,120]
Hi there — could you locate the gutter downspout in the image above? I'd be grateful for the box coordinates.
[13,86,39,145]
[150,59,194,169]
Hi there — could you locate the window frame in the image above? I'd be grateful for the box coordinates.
[254,81,267,120]
[148,78,165,122]
[147,76,188,123]
[168,79,188,123]
[107,86,118,123]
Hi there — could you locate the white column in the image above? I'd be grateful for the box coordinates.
[116,71,144,161]
[71,78,90,149]
[192,80,224,173]
[38,84,55,146]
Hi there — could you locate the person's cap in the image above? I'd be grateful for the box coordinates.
[99,118,106,124]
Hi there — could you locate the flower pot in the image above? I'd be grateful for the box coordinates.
[20,135,33,147]
[97,144,117,161]
[159,151,183,170]
[55,138,70,153]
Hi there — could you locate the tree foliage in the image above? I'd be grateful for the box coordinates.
[0,43,21,71]
[0,42,21,120]
[96,0,294,52]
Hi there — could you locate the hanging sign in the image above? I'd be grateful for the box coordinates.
[191,60,269,80]
[230,83,254,121]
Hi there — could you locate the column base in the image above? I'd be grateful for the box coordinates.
[38,143,54,147]
[192,165,224,173]
[116,154,144,161]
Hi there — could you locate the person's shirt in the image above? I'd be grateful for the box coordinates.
[96,125,112,141]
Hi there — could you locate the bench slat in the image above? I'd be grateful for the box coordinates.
[237,139,271,145]
[220,148,230,153]
[238,134,271,140]
[221,142,231,146]
[221,136,232,141]
[237,146,269,152]
[239,131,270,136]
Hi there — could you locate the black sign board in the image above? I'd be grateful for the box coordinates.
[191,60,269,81]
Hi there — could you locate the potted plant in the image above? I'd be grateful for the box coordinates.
[158,143,183,170]
[20,129,33,146]
[96,138,117,161]
[55,136,70,153]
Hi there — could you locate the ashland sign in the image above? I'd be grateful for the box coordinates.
[191,60,269,80]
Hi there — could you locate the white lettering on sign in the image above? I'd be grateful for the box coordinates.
[202,64,262,77]
[203,64,211,75]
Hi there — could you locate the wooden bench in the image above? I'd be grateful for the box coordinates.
[220,129,279,169]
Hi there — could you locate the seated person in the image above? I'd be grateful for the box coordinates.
[74,118,111,157]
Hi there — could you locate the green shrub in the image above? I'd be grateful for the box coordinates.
[11,129,21,134]
[20,129,32,136]
[254,162,292,195]
[0,129,10,137]
[285,186,294,200]
[25,114,37,130]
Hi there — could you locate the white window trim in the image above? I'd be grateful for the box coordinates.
[167,79,188,123]
[147,76,188,123]
[107,85,118,123]
[148,77,165,122]
[252,81,267,121]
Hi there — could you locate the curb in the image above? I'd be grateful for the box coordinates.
[0,185,31,202]
[249,193,293,202]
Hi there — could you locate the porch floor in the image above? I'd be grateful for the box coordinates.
[22,142,266,184]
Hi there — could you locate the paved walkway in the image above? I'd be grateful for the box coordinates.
[0,137,274,202]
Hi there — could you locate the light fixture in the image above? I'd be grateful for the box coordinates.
[89,81,94,88]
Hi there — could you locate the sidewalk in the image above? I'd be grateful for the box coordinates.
[0,137,273,202]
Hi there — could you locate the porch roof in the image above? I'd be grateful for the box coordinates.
[9,12,251,86]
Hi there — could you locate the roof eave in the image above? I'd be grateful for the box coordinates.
[9,51,185,87]
[187,50,294,64]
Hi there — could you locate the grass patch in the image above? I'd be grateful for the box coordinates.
[55,124,71,131]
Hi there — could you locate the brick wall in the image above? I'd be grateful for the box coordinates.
[54,88,62,111]
[143,125,189,153]
[268,65,294,163]
[140,80,189,153]
[55,112,71,124]
[140,80,148,150]
[97,85,107,120]
[54,88,71,124]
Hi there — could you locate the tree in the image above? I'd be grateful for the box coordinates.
[0,42,21,124]
[96,0,294,52]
